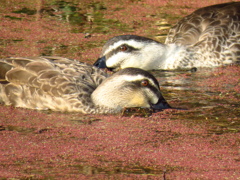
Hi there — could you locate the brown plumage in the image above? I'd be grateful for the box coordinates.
[0,56,170,114]
[165,2,240,66]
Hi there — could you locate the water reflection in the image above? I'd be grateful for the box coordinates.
[151,70,196,91]
[151,66,240,134]
[70,164,166,176]
[8,1,130,34]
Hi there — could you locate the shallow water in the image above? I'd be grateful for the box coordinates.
[0,0,239,179]
[152,67,240,134]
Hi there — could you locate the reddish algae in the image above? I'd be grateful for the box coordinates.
[0,0,239,179]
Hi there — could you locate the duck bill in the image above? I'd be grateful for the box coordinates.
[151,96,171,112]
[93,56,107,68]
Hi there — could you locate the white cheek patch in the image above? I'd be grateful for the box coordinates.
[106,52,127,67]
[103,40,144,55]
[145,88,159,104]
[121,75,160,105]
[106,53,142,69]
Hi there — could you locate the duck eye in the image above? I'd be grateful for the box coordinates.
[141,80,149,86]
[120,45,128,51]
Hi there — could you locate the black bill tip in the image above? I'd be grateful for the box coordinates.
[151,97,171,112]
[93,56,107,68]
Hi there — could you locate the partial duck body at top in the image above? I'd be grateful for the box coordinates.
[94,2,240,71]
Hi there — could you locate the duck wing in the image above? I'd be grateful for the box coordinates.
[165,2,240,45]
[165,2,240,64]
[0,56,108,112]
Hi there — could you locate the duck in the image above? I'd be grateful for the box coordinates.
[94,2,240,71]
[0,56,170,114]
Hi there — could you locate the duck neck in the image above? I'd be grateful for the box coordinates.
[157,43,188,70]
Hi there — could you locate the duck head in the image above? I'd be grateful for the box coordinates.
[91,67,171,112]
[94,35,168,71]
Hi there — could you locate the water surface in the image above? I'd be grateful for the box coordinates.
[0,0,239,179]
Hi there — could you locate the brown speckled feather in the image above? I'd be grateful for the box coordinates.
[0,56,108,113]
[165,2,240,65]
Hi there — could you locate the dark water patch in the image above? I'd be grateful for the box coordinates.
[0,125,35,134]
[69,163,180,177]
[0,125,53,134]
[173,93,240,134]
[49,0,86,26]
[38,0,131,34]
[12,7,37,15]
[40,44,83,57]
[7,0,130,34]
[0,39,24,44]
[207,122,240,134]
[0,38,24,52]
[40,44,69,56]
[12,39,24,42]
[121,107,154,117]
[4,15,22,20]
[70,116,102,125]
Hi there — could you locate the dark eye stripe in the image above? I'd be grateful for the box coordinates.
[148,84,161,97]
[134,80,160,95]
[106,44,138,59]
[116,68,160,89]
